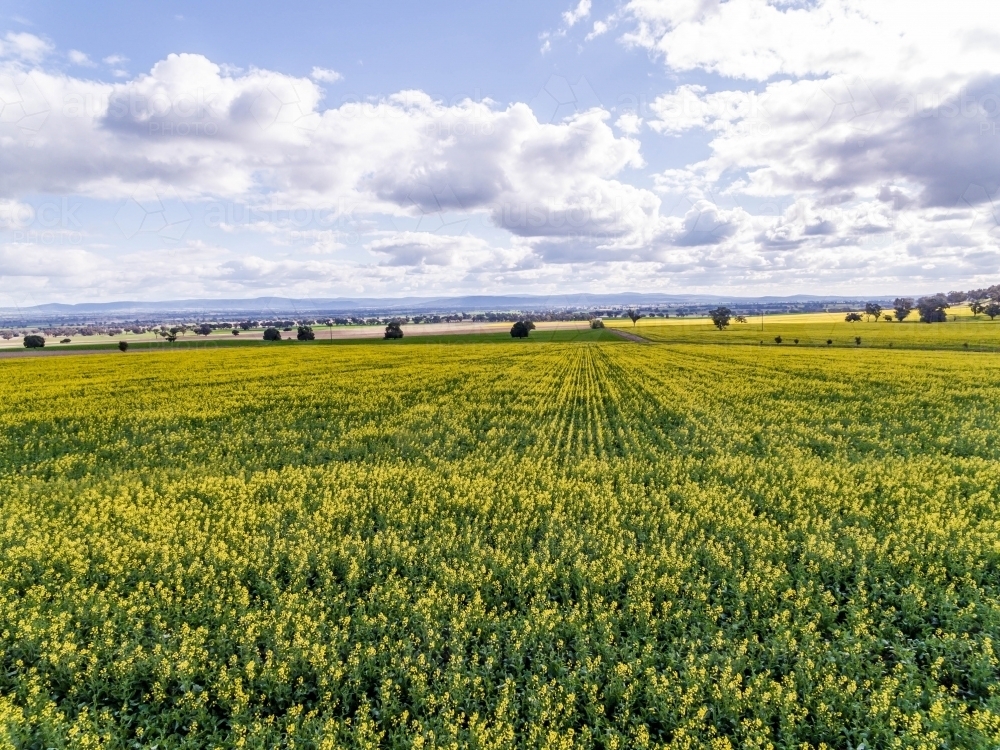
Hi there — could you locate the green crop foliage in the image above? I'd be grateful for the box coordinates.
[2,342,1000,748]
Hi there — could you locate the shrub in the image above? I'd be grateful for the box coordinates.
[23,335,45,349]
[232,329,240,335]
[590,318,605,329]
[774,336,782,344]
[826,339,833,345]
[118,341,129,352]
[263,328,282,341]
[384,322,404,339]
[855,336,862,346]
[60,338,72,344]
[297,326,315,341]
[845,312,863,322]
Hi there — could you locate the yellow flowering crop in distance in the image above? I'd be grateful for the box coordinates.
[2,341,1000,748]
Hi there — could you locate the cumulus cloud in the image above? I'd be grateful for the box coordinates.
[647,76,1000,211]
[615,112,642,134]
[310,66,343,83]
[67,50,95,67]
[632,0,1000,214]
[615,0,1000,290]
[367,232,495,267]
[0,32,52,62]
[621,0,1000,82]
[4,12,1000,303]
[0,53,656,248]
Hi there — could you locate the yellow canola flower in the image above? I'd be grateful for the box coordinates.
[0,341,998,747]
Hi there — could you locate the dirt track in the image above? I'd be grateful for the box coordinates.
[608,328,648,343]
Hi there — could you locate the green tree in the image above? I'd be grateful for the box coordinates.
[864,302,883,321]
[709,307,732,330]
[845,312,863,322]
[510,321,531,338]
[22,334,45,349]
[984,301,1000,321]
[263,327,282,341]
[916,294,949,323]
[893,298,914,322]
[384,322,404,339]
[297,326,315,341]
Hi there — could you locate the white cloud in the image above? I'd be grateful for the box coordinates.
[586,20,609,40]
[367,231,495,267]
[1,54,652,244]
[4,21,1000,301]
[67,49,95,67]
[310,66,343,83]
[0,32,52,62]
[562,0,592,27]
[103,54,127,65]
[615,112,643,134]
[621,0,1000,83]
[611,0,1000,291]
[647,76,1000,210]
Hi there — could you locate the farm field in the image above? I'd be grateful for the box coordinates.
[0,320,594,351]
[0,326,619,358]
[2,339,1000,748]
[609,307,1000,351]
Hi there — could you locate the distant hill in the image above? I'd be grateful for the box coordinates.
[1,293,896,321]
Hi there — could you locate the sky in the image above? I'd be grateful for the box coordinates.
[1,0,999,305]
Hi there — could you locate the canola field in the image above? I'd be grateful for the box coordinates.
[610,309,1000,351]
[2,340,1000,749]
